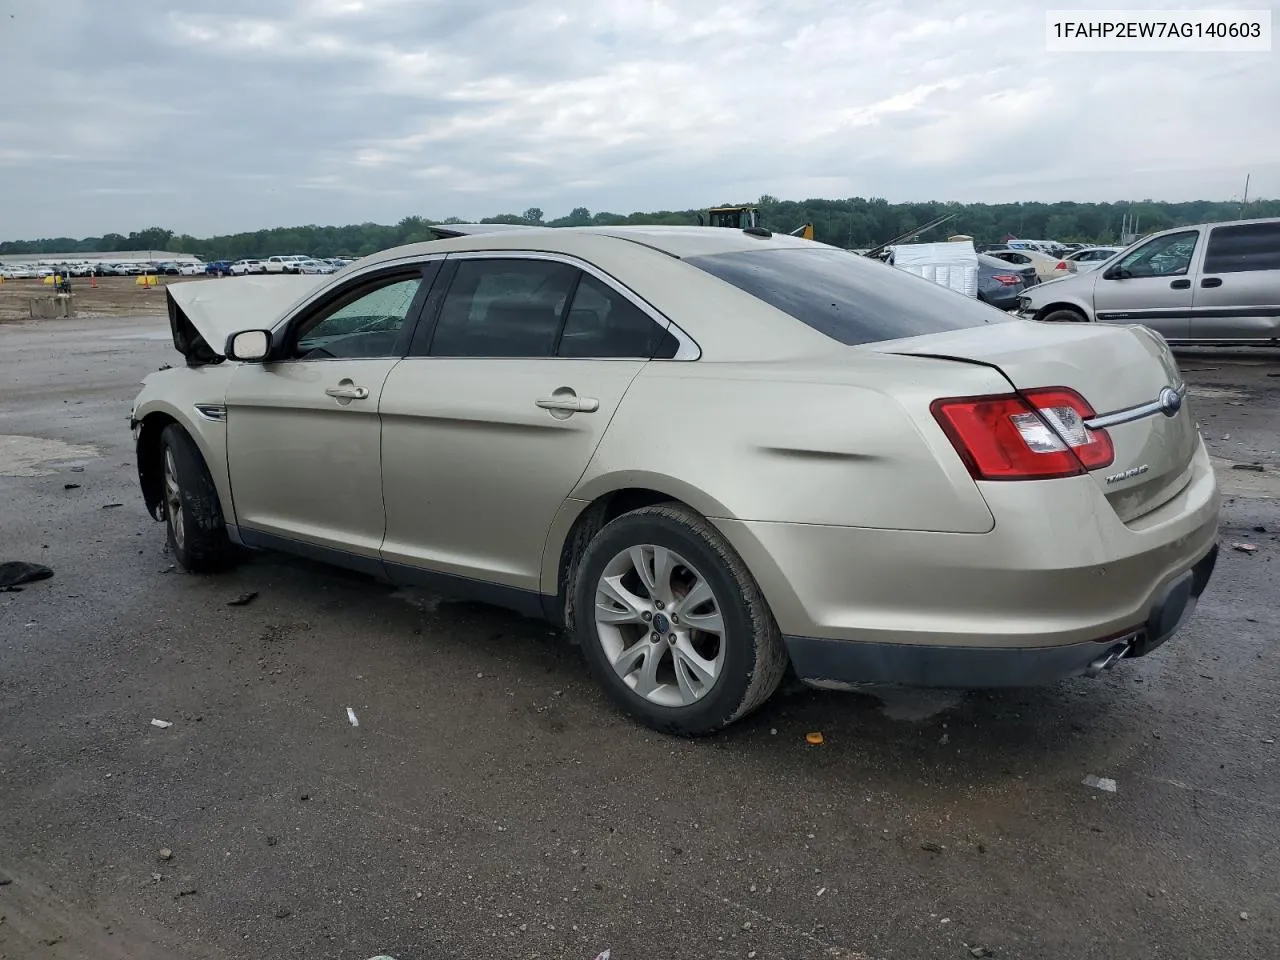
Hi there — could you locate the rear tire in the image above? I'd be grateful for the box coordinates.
[571,504,787,736]
[1040,307,1089,323]
[160,424,237,573]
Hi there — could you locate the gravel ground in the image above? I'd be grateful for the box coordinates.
[1,316,1277,960]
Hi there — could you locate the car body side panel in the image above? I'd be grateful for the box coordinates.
[571,353,1006,532]
[224,359,400,557]
[379,358,646,591]
[131,365,237,524]
[1192,266,1280,341]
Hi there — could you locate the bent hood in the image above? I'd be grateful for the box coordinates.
[166,275,325,365]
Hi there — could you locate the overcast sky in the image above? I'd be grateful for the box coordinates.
[1,0,1275,239]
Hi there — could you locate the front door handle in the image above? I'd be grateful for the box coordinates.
[1169,278,1190,289]
[1200,277,1223,288]
[325,383,370,400]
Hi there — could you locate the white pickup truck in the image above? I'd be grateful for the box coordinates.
[263,255,310,274]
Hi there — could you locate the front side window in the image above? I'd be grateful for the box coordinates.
[291,275,422,360]
[1115,230,1199,278]
[1203,222,1280,274]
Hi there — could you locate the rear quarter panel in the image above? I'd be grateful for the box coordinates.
[571,353,1009,533]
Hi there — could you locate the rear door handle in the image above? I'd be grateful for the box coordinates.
[1200,277,1223,288]
[325,384,370,400]
[1169,279,1190,289]
[537,391,601,414]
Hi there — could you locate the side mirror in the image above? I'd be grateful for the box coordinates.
[225,329,272,362]
[1102,265,1126,281]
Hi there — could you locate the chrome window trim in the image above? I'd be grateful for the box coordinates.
[1084,382,1187,430]
[443,249,702,361]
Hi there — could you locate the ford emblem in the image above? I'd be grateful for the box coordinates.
[1158,386,1182,417]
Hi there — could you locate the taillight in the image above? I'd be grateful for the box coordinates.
[993,274,1020,286]
[1055,261,1067,270]
[931,387,1115,480]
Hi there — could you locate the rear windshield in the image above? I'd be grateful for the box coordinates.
[684,247,1009,346]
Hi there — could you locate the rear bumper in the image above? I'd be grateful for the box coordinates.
[782,542,1218,688]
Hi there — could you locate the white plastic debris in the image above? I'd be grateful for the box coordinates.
[593,952,612,960]
[150,719,173,729]
[1082,774,1118,793]
[816,887,827,897]
[346,707,359,727]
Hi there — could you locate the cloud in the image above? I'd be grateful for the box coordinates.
[0,0,1274,238]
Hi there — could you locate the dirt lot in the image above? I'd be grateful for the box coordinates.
[0,277,197,322]
[0,314,1277,960]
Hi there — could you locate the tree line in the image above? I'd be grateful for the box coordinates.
[3,197,1274,261]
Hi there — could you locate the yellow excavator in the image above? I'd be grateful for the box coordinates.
[700,205,815,240]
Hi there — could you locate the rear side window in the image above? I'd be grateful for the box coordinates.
[558,274,678,359]
[428,259,578,357]
[684,247,1006,347]
[1203,222,1280,274]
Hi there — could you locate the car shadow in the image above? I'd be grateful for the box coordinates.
[228,546,1147,796]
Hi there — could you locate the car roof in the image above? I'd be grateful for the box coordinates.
[353,225,818,271]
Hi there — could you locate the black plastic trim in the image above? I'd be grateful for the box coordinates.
[382,560,547,618]
[238,528,387,578]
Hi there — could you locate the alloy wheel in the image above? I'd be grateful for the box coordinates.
[593,544,726,707]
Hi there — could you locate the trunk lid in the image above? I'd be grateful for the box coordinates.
[879,320,1198,522]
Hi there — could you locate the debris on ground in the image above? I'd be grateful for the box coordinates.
[150,873,162,883]
[0,872,12,886]
[346,707,359,727]
[969,947,993,958]
[274,906,292,919]
[593,952,612,960]
[150,719,173,729]
[1240,911,1250,921]
[1231,463,1266,472]
[805,731,824,745]
[1232,543,1259,553]
[174,886,197,899]
[63,482,80,489]
[920,841,945,853]
[0,561,53,589]
[102,502,123,509]
[227,591,259,607]
[158,848,173,861]
[1082,775,1118,793]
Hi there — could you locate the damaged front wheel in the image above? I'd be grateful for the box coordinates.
[160,424,237,573]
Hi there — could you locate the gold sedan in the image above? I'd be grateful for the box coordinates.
[131,225,1220,735]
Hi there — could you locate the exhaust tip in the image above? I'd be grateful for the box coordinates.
[1085,642,1131,678]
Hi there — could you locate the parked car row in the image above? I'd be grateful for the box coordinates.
[219,256,354,276]
[0,254,357,281]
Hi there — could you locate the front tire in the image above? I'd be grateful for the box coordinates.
[1040,307,1089,323]
[571,504,787,735]
[160,424,236,573]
